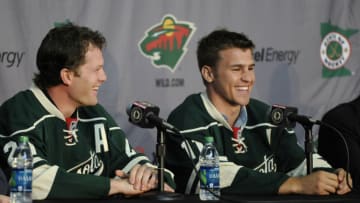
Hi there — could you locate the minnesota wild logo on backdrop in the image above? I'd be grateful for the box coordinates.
[139,14,195,72]
[320,22,358,78]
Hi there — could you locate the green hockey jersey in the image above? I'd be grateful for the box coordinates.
[165,92,331,195]
[0,85,174,199]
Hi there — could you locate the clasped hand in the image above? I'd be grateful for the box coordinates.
[280,168,352,195]
[300,168,352,195]
[109,164,174,196]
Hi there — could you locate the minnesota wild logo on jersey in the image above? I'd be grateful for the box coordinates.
[67,150,104,175]
[254,155,277,173]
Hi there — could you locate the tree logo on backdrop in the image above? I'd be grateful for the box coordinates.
[139,14,196,72]
[320,22,358,78]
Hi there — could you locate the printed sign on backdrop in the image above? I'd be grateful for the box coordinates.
[138,14,196,73]
[320,22,358,78]
[1,0,360,159]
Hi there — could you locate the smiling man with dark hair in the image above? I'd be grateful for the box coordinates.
[165,29,352,196]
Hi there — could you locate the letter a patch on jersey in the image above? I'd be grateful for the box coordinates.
[94,123,109,153]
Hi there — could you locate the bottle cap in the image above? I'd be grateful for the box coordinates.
[19,135,29,143]
[204,136,214,143]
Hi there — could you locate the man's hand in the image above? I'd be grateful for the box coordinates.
[0,195,9,203]
[334,168,352,195]
[125,164,157,191]
[109,177,143,197]
[109,164,174,196]
[279,170,343,195]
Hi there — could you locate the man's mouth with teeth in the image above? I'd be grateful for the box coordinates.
[237,86,248,91]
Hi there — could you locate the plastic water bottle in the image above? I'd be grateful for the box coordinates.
[199,136,220,201]
[9,135,33,203]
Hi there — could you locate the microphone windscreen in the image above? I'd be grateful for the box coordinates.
[126,103,132,116]
[269,104,298,128]
[126,101,160,129]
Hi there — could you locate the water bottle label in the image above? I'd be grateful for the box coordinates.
[10,168,32,192]
[199,166,219,189]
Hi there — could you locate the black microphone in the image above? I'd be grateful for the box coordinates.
[269,104,320,127]
[126,101,179,133]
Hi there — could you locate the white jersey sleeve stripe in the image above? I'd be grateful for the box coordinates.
[32,164,59,200]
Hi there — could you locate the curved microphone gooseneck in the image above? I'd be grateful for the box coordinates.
[269,104,353,190]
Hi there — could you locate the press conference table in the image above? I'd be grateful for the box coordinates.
[34,193,360,203]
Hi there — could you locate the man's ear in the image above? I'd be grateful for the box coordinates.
[201,65,214,83]
[60,68,73,86]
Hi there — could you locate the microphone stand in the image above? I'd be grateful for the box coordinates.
[157,126,166,192]
[300,123,314,175]
[141,126,183,200]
